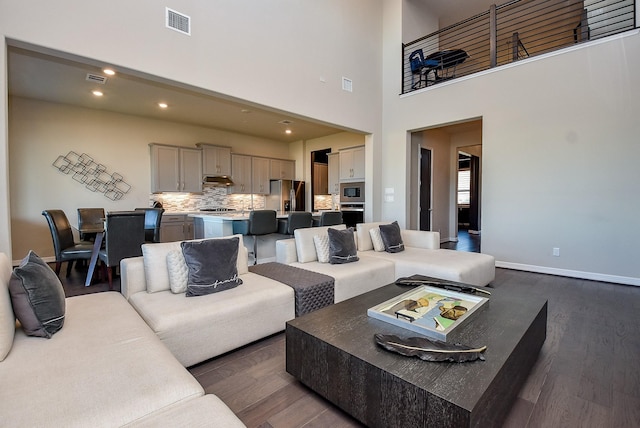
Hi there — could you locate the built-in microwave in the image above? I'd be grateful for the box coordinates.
[339,182,365,203]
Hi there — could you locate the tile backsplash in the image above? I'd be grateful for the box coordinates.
[150,184,265,212]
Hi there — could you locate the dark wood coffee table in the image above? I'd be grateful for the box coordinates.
[286,279,547,428]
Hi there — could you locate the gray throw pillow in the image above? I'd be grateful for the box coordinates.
[327,227,359,264]
[9,251,65,338]
[181,237,243,297]
[379,221,405,253]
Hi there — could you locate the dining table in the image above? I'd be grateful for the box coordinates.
[79,223,105,287]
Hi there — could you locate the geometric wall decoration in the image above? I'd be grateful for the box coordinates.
[52,151,132,201]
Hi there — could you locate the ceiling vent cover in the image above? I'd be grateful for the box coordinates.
[86,74,107,84]
[279,120,293,125]
[166,8,191,35]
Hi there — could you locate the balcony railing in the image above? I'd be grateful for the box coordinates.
[402,0,637,94]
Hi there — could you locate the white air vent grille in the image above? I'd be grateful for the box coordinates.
[86,74,107,84]
[342,77,353,92]
[166,8,191,35]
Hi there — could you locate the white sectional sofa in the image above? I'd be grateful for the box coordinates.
[0,252,244,428]
[120,235,295,367]
[276,222,495,301]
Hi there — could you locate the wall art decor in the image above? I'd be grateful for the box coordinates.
[52,151,132,201]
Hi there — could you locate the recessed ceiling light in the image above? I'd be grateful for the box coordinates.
[92,90,103,97]
[158,102,168,109]
[103,68,115,76]
[240,109,251,113]
[285,129,292,134]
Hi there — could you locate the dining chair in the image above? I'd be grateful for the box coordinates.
[134,207,165,243]
[42,209,94,278]
[234,210,277,265]
[77,208,105,241]
[98,211,145,289]
[320,211,343,226]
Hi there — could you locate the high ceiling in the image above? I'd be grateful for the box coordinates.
[7,2,494,142]
[8,46,345,143]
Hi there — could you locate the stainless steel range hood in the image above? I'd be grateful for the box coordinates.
[203,175,234,186]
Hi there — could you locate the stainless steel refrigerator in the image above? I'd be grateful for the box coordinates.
[265,180,305,212]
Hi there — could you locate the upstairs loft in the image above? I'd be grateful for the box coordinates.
[402,0,637,93]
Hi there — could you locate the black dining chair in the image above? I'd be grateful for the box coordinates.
[77,208,105,241]
[320,211,343,226]
[42,209,94,278]
[134,207,165,243]
[234,210,277,265]
[98,211,145,290]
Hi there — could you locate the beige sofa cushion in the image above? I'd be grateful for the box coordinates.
[129,272,294,367]
[365,247,495,287]
[291,254,395,302]
[125,395,245,428]
[0,292,205,427]
[0,253,15,361]
[294,224,346,263]
[143,235,248,293]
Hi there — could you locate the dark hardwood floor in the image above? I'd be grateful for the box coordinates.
[58,261,640,427]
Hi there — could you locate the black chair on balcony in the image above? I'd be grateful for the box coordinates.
[98,211,145,290]
[319,211,343,227]
[409,49,439,89]
[42,209,94,278]
[134,207,165,243]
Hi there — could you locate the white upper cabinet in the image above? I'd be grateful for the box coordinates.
[198,144,231,176]
[339,146,365,181]
[150,144,202,193]
[230,154,253,194]
[328,152,340,194]
[252,157,271,194]
[270,159,295,180]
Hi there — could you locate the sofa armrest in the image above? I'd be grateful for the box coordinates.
[276,238,298,264]
[401,229,440,250]
[120,256,147,300]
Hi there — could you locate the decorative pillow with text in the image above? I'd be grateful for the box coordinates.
[328,227,359,264]
[181,237,243,297]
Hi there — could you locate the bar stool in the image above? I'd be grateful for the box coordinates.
[244,210,277,265]
[320,211,343,226]
[285,212,313,235]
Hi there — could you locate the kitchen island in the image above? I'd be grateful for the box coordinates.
[189,211,323,239]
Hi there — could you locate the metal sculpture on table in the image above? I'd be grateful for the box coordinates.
[52,151,131,200]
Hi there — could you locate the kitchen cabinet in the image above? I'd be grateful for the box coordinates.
[328,152,340,194]
[252,157,270,194]
[150,144,202,193]
[160,214,194,242]
[230,154,252,193]
[197,143,231,176]
[339,146,365,181]
[270,159,295,180]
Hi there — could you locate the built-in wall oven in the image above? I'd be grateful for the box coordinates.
[340,182,365,228]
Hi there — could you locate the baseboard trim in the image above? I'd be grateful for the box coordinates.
[496,261,640,287]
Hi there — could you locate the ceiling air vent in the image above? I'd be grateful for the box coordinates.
[279,120,293,125]
[86,73,107,84]
[342,77,353,92]
[166,7,191,35]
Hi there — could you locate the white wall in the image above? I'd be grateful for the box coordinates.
[383,0,640,284]
[0,0,384,258]
[9,97,293,259]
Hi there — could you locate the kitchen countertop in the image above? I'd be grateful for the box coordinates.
[189,211,323,221]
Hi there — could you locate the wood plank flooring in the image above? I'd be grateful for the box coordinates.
[59,263,640,427]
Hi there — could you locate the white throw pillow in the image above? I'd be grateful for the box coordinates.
[313,234,330,263]
[166,249,188,294]
[369,227,385,252]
